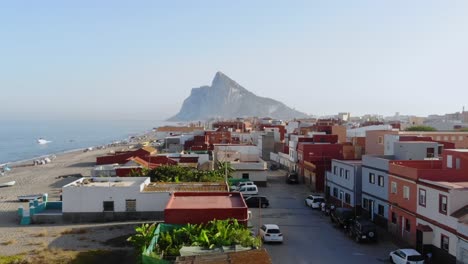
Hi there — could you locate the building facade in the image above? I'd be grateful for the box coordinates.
[326,160,362,211]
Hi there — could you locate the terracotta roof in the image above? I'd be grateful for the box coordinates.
[126,156,159,169]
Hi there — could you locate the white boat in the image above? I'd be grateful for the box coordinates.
[37,138,51,144]
[0,181,16,187]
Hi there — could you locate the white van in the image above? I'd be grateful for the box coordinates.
[238,185,258,196]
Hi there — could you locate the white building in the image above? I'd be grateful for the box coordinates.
[213,144,268,186]
[62,177,227,222]
[416,179,468,263]
[457,220,468,264]
[62,177,168,222]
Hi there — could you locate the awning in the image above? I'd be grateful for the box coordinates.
[417,224,433,232]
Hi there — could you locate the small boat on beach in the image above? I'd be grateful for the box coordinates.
[0,181,16,188]
[18,193,43,202]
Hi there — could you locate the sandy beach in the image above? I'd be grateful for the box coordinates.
[0,145,149,256]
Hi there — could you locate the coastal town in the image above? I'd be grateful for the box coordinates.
[0,111,467,264]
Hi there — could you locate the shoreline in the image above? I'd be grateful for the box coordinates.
[1,129,156,169]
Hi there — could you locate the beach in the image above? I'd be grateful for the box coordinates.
[0,143,150,256]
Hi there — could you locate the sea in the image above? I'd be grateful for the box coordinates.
[0,120,171,165]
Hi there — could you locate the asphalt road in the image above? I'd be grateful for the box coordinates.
[248,171,397,264]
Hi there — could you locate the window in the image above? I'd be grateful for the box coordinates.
[391,182,397,194]
[340,168,344,177]
[326,186,331,197]
[436,136,441,140]
[456,158,461,169]
[405,218,411,232]
[369,173,375,184]
[242,173,249,179]
[447,155,453,168]
[426,147,435,158]
[451,136,456,141]
[103,201,114,211]
[362,198,368,209]
[439,194,448,214]
[441,235,449,251]
[378,204,384,216]
[345,193,351,204]
[391,212,397,224]
[378,136,383,144]
[333,187,338,197]
[333,166,337,174]
[126,199,136,212]
[459,136,463,141]
[403,186,410,200]
[378,175,384,187]
[444,136,449,141]
[345,170,350,179]
[419,189,426,207]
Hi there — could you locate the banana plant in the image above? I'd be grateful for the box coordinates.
[127,222,157,252]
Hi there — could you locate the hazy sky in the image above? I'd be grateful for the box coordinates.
[1,1,467,120]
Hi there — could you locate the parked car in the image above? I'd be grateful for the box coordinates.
[330,207,354,228]
[389,249,425,264]
[346,218,377,243]
[286,172,298,184]
[245,196,269,208]
[304,194,325,209]
[230,181,255,191]
[259,224,283,243]
[237,185,258,196]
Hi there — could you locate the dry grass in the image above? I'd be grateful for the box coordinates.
[0,239,16,246]
[33,229,48,237]
[26,241,47,247]
[60,228,88,235]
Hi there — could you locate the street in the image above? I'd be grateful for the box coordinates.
[249,171,397,264]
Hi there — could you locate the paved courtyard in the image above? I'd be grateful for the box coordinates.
[249,170,397,264]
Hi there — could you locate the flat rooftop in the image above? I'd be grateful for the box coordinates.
[143,182,227,192]
[64,177,148,188]
[166,193,245,209]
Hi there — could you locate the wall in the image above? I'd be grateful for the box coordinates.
[214,145,260,162]
[399,132,468,149]
[388,176,417,214]
[393,142,440,160]
[232,170,268,186]
[366,130,399,155]
[261,133,275,161]
[362,156,390,205]
[331,125,347,143]
[62,178,170,213]
[417,218,458,260]
[417,184,462,230]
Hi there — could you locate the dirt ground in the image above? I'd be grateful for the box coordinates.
[0,146,151,256]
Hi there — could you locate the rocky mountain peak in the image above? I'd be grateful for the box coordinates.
[167,72,308,121]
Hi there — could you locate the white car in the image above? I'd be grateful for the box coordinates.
[304,194,325,209]
[389,248,425,264]
[259,224,283,243]
[238,185,258,196]
[230,181,255,191]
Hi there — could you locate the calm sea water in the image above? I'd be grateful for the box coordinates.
[0,120,168,164]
